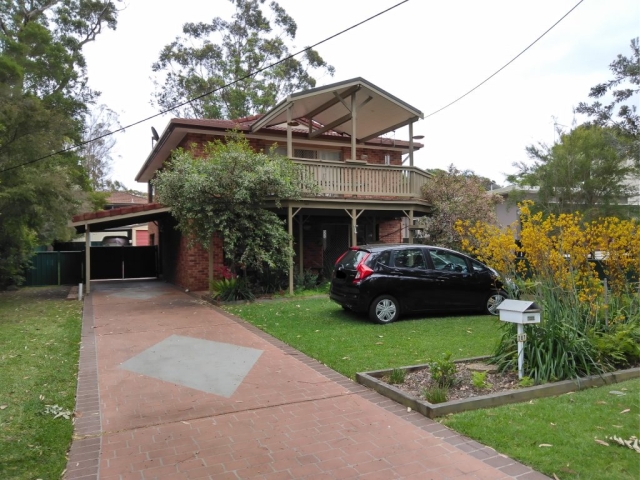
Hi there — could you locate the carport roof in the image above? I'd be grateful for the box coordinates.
[70,203,170,234]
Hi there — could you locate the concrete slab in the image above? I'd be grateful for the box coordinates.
[120,335,263,397]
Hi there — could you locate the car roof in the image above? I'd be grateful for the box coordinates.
[355,243,461,254]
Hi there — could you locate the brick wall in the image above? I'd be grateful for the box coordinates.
[179,134,274,158]
[378,219,402,243]
[178,133,402,166]
[341,147,402,165]
[176,234,225,292]
[299,223,324,271]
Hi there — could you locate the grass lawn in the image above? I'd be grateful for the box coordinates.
[0,287,82,480]
[224,296,501,378]
[442,378,640,480]
[226,295,640,478]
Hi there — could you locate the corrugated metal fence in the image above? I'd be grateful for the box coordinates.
[23,247,158,286]
[24,251,84,286]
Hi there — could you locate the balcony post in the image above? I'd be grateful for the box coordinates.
[351,208,357,246]
[286,106,293,158]
[351,94,357,162]
[408,209,414,244]
[288,205,294,294]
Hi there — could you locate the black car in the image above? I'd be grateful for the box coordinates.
[330,244,508,324]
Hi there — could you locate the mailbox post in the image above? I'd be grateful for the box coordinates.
[496,300,541,379]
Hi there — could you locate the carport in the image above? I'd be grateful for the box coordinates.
[70,204,171,293]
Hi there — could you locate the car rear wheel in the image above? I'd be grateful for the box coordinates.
[486,291,507,316]
[369,295,400,324]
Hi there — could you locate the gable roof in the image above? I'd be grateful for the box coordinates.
[251,77,423,142]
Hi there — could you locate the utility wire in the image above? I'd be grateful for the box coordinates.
[424,0,585,119]
[0,0,409,175]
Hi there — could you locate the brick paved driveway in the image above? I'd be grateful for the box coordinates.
[65,281,548,480]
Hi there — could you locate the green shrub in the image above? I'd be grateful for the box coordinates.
[210,277,254,302]
[294,269,319,291]
[423,386,448,404]
[471,371,491,389]
[428,352,457,388]
[590,321,640,368]
[387,368,406,385]
[518,376,535,387]
[492,281,605,382]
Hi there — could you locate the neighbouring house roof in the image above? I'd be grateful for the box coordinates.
[106,191,148,205]
[136,77,424,182]
[492,185,541,196]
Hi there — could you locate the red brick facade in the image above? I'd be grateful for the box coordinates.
[154,131,410,290]
[173,234,224,292]
[378,219,403,243]
[177,133,402,166]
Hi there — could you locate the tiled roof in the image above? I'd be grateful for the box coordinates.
[106,192,148,205]
[73,203,164,223]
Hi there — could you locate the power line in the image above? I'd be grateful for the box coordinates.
[0,0,410,175]
[424,0,585,119]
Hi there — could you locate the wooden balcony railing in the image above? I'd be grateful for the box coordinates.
[292,158,431,198]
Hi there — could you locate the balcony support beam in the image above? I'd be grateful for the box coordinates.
[309,113,351,138]
[409,122,414,167]
[286,106,293,158]
[351,93,357,162]
[304,85,361,121]
[288,206,301,294]
[345,208,364,246]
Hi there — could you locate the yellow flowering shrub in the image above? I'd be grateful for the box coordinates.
[456,202,639,380]
[455,201,639,322]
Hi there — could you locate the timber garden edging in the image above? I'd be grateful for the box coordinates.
[356,358,640,419]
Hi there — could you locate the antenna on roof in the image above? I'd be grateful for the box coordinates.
[151,126,159,148]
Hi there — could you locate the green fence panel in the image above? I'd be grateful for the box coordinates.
[24,252,59,286]
[24,251,84,286]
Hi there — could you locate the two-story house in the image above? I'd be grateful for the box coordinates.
[71,78,432,293]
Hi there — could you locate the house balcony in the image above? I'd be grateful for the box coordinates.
[292,158,431,199]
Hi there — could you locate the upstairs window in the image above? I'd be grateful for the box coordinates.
[294,148,341,161]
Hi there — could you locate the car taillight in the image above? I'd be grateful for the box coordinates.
[334,251,348,265]
[353,253,372,284]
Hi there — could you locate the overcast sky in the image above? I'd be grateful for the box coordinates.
[82,0,639,190]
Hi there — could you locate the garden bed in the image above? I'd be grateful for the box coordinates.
[356,357,640,418]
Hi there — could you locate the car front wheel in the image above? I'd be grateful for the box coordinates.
[369,295,400,324]
[485,291,507,316]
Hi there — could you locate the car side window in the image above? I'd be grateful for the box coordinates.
[392,249,426,269]
[428,250,469,273]
[470,259,487,272]
[376,250,391,267]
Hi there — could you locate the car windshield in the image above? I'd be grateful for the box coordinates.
[337,250,369,269]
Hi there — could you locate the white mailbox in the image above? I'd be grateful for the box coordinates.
[497,299,541,324]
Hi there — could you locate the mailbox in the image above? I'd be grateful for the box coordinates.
[497,299,541,324]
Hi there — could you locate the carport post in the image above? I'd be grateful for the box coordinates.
[85,224,91,294]
[288,206,294,295]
